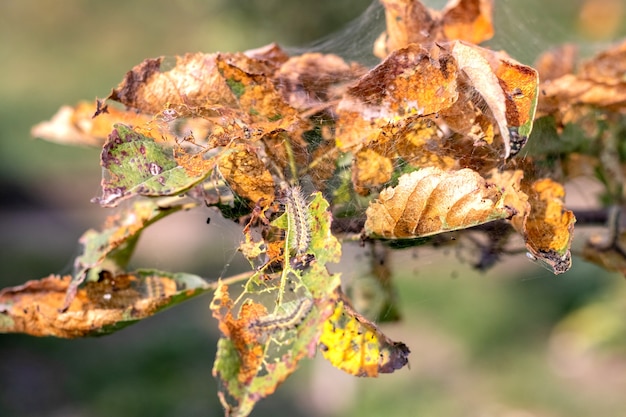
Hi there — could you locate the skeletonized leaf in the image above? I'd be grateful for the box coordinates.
[212,192,341,417]
[64,199,189,310]
[365,167,513,239]
[0,271,210,338]
[93,124,213,207]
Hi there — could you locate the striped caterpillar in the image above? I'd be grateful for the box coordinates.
[249,297,314,336]
[284,186,311,255]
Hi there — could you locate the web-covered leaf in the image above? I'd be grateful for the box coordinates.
[0,271,210,338]
[30,101,151,147]
[93,124,214,207]
[374,0,495,58]
[65,198,191,309]
[211,192,343,417]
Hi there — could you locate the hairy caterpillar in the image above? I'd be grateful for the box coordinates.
[144,275,166,299]
[249,297,314,335]
[284,186,311,255]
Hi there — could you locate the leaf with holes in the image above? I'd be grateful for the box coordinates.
[93,124,213,207]
[0,270,210,338]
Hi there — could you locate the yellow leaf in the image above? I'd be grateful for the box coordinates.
[218,145,275,207]
[518,178,575,274]
[319,293,410,377]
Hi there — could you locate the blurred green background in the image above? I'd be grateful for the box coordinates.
[1,0,626,416]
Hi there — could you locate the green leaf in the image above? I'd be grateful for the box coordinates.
[93,124,212,207]
[211,191,342,417]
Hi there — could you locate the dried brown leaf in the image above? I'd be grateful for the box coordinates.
[352,149,394,196]
[365,167,512,238]
[538,39,626,119]
[336,44,459,151]
[448,41,539,158]
[218,145,276,207]
[518,178,575,274]
[31,101,151,147]
[0,272,209,338]
[375,0,494,58]
[108,53,236,114]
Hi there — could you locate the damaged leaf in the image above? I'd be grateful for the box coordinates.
[211,192,342,417]
[365,167,513,239]
[217,144,276,207]
[65,199,188,310]
[319,291,410,377]
[375,0,495,58]
[0,271,210,338]
[517,178,576,274]
[93,124,213,207]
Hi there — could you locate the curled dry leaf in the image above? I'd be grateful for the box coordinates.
[448,41,539,158]
[375,0,494,58]
[337,40,538,171]
[519,178,575,274]
[365,167,513,239]
[0,272,210,338]
[538,39,626,121]
[31,101,151,147]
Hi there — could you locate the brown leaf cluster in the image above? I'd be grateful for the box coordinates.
[537,39,626,124]
[374,0,494,58]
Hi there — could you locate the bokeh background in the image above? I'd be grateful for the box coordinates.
[1,0,626,416]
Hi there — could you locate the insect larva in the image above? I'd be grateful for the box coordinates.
[249,297,314,335]
[144,276,165,299]
[284,186,311,255]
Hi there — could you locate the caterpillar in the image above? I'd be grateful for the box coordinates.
[249,297,314,335]
[284,186,311,255]
[144,275,166,300]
